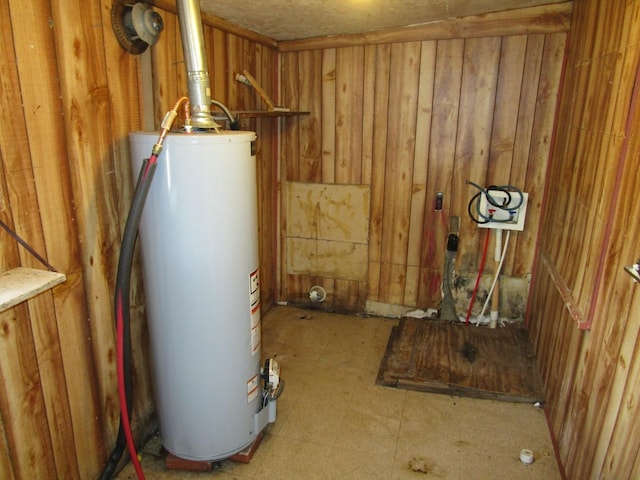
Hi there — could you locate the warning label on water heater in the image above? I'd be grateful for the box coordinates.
[247,374,259,403]
[250,269,261,354]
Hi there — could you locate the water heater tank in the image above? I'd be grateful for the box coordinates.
[129,130,268,461]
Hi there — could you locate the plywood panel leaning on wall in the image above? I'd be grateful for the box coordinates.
[286,182,370,282]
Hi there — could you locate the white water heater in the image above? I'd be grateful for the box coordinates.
[129,130,276,461]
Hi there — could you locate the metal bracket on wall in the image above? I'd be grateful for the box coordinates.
[624,260,640,283]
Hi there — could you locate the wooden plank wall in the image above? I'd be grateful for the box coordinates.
[0,0,279,478]
[528,0,640,477]
[1,0,133,477]
[279,4,570,312]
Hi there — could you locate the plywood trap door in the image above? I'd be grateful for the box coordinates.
[377,318,544,403]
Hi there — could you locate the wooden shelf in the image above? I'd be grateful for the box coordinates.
[0,268,66,312]
[213,110,310,119]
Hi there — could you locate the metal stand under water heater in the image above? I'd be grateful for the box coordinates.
[128,0,280,463]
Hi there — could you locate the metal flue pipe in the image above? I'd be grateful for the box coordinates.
[176,0,220,129]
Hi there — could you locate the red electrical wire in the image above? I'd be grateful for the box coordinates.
[465,230,491,324]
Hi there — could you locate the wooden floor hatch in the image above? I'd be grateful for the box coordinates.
[377,318,544,402]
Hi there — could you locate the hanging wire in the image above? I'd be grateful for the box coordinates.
[466,180,524,225]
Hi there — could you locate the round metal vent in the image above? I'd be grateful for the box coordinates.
[111,1,164,55]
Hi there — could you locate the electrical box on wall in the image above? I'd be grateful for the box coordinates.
[478,191,529,231]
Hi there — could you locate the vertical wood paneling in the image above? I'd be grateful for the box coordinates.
[2,0,104,477]
[529,0,640,478]
[489,36,526,180]
[572,67,640,480]
[516,33,565,277]
[528,262,583,476]
[335,46,365,184]
[0,414,14,479]
[422,38,463,275]
[405,41,435,307]
[593,284,640,477]
[280,51,300,300]
[453,37,501,273]
[600,311,640,478]
[414,39,464,308]
[367,44,391,303]
[152,13,181,125]
[321,49,337,183]
[281,52,300,182]
[255,43,279,306]
[210,27,228,100]
[283,24,566,313]
[52,272,100,477]
[50,0,123,454]
[379,42,421,305]
[175,20,186,107]
[28,297,77,479]
[513,35,545,197]
[361,45,377,186]
[488,35,526,275]
[243,38,257,111]
[298,50,323,182]
[0,305,57,479]
[1,0,47,272]
[541,0,628,328]
[226,34,245,108]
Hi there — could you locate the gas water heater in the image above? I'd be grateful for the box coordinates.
[129,131,278,461]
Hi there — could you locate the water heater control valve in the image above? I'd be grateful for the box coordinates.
[262,358,280,392]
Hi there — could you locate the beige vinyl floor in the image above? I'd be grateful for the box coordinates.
[116,305,562,479]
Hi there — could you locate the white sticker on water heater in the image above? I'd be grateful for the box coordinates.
[250,269,261,354]
[247,374,259,403]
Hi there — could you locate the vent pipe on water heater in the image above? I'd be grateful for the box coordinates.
[176,0,220,130]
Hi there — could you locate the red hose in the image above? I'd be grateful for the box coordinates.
[465,230,491,324]
[115,153,158,480]
[117,291,145,480]
[144,154,158,173]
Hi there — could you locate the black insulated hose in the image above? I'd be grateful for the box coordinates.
[99,158,157,480]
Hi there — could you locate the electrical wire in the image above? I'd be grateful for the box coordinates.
[262,380,285,407]
[466,180,524,225]
[212,99,240,130]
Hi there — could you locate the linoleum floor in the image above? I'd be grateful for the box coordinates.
[116,305,561,479]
